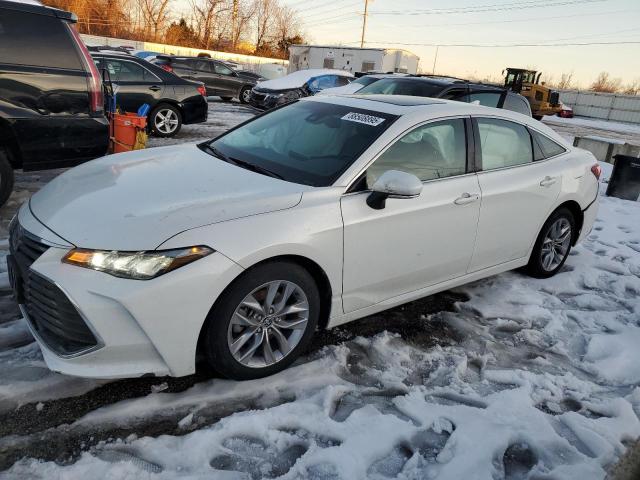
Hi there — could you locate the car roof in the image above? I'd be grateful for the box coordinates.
[0,0,75,20]
[304,94,553,133]
[375,75,505,91]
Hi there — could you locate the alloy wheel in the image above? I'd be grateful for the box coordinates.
[154,109,179,134]
[227,280,309,368]
[540,217,571,271]
[241,88,251,103]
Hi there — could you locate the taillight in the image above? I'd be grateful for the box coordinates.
[591,164,602,180]
[197,85,206,96]
[160,64,174,73]
[67,24,103,115]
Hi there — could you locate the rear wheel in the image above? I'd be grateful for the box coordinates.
[0,148,15,207]
[202,261,320,380]
[239,86,252,104]
[150,103,182,137]
[525,207,575,278]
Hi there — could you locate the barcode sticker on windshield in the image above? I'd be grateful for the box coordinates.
[341,112,386,126]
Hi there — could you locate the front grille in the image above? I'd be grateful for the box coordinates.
[9,219,98,356]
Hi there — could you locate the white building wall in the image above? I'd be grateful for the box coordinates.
[288,46,420,74]
[559,90,640,124]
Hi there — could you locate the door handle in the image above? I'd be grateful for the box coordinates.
[454,193,480,205]
[149,86,161,92]
[540,176,557,187]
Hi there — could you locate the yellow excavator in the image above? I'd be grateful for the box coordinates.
[503,68,562,119]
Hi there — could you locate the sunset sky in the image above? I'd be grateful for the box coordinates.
[280,0,640,87]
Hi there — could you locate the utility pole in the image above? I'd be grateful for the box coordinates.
[432,45,439,74]
[360,0,369,48]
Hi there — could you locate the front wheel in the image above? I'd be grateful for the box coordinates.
[202,261,320,380]
[239,86,252,104]
[525,208,575,278]
[150,104,182,137]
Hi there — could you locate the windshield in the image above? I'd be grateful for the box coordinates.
[354,76,379,86]
[358,78,444,97]
[204,101,397,187]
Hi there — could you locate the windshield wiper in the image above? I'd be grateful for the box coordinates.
[201,144,231,163]
[228,156,284,180]
[200,144,283,180]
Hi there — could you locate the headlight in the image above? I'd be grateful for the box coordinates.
[62,246,213,280]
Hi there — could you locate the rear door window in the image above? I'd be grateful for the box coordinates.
[477,118,533,170]
[0,9,82,69]
[101,59,158,82]
[195,60,213,72]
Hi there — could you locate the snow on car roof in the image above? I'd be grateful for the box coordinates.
[257,69,354,91]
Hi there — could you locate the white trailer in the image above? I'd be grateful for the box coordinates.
[288,45,420,75]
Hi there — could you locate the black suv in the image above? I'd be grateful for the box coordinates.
[357,75,532,116]
[0,0,109,206]
[92,53,208,137]
[152,56,259,104]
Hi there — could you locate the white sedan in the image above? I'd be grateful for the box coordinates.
[9,95,600,380]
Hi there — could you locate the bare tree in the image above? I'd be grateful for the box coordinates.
[557,72,575,90]
[273,5,303,57]
[190,0,227,49]
[253,0,276,54]
[137,0,171,42]
[590,72,622,93]
[623,79,640,96]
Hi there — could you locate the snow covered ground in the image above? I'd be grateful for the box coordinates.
[0,101,639,479]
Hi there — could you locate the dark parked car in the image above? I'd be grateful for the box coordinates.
[0,0,108,206]
[249,69,354,110]
[357,76,533,116]
[92,53,208,137]
[152,56,258,104]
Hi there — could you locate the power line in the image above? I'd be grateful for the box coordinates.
[376,8,639,29]
[372,0,606,15]
[360,40,640,47]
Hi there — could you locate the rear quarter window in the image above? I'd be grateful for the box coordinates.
[0,9,82,70]
[531,129,566,160]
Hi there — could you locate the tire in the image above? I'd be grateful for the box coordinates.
[239,86,252,104]
[220,96,233,102]
[0,148,15,208]
[202,261,320,380]
[533,115,543,121]
[150,103,182,137]
[525,207,575,278]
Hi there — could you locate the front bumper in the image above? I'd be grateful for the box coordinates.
[248,91,282,110]
[10,205,243,379]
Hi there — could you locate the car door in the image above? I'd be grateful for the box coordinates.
[97,57,164,112]
[341,117,481,313]
[212,61,244,97]
[467,117,563,272]
[191,60,219,95]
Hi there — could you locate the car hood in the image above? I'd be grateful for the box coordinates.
[30,144,310,251]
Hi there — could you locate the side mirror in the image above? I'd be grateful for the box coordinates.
[367,170,422,210]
